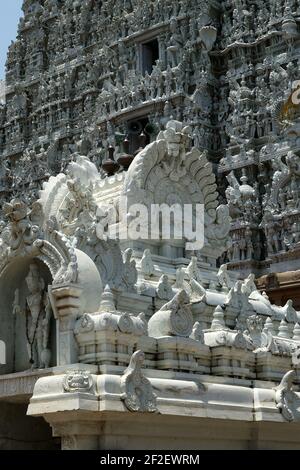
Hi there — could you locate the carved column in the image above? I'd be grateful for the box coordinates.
[49,284,83,366]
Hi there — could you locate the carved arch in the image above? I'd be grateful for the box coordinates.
[122,121,230,258]
[123,140,219,219]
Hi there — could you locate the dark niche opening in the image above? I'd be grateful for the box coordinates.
[141,39,159,75]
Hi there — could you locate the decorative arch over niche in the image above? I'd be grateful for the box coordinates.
[0,198,79,285]
[122,120,230,261]
[0,199,102,373]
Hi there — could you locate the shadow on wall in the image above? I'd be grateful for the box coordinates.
[0,402,60,450]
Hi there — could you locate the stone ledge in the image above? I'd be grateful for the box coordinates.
[34,410,300,450]
[0,369,53,402]
[27,371,299,425]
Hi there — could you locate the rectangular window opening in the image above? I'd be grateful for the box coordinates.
[141,39,159,75]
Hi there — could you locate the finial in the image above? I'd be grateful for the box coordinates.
[278,319,289,339]
[263,317,276,336]
[293,323,300,341]
[99,285,116,313]
[211,305,226,330]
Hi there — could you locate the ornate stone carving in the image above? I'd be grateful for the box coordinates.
[118,313,135,334]
[2,199,41,255]
[217,264,231,291]
[63,370,93,393]
[275,370,298,422]
[39,156,133,290]
[121,351,157,413]
[74,314,95,335]
[243,315,272,353]
[122,248,138,291]
[148,290,193,338]
[156,274,173,300]
[3,0,300,449]
[190,322,204,343]
[123,121,230,261]
[0,198,79,286]
[141,249,155,278]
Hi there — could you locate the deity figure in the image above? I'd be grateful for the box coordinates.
[158,120,191,182]
[157,274,173,300]
[217,264,231,291]
[186,256,201,282]
[245,228,254,260]
[167,18,183,68]
[122,248,138,290]
[174,267,185,289]
[15,263,52,369]
[141,249,155,277]
[261,212,282,255]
